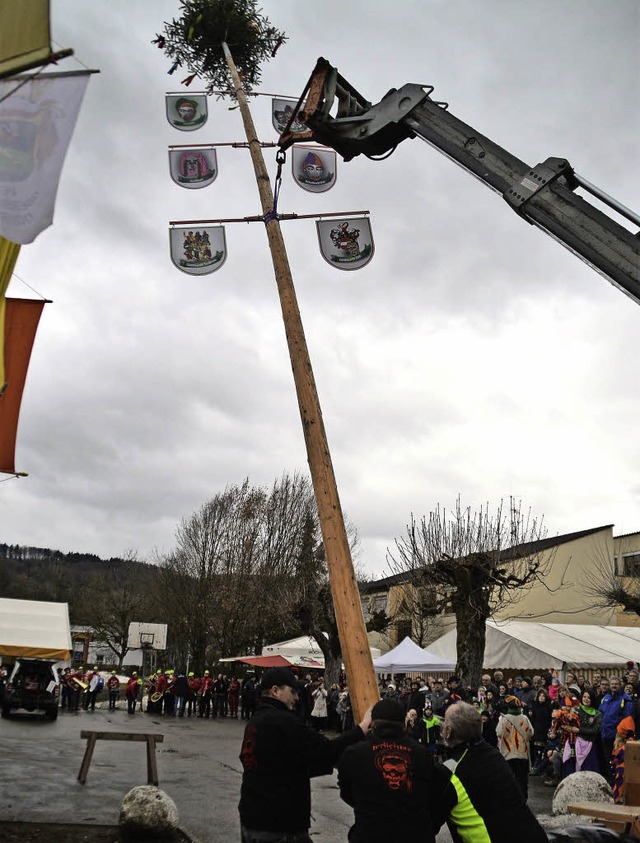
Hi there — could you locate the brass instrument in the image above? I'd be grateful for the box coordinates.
[70,677,88,691]
[150,691,164,703]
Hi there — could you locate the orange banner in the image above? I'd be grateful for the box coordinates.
[0,297,46,474]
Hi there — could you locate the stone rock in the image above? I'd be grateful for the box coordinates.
[119,785,179,837]
[551,771,613,815]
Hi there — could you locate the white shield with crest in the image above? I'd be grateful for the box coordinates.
[316,217,374,271]
[166,94,208,131]
[169,148,218,188]
[272,98,307,136]
[170,226,227,275]
[292,145,337,193]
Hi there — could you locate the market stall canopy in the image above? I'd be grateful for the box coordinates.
[263,635,381,668]
[235,655,291,668]
[0,597,71,659]
[426,620,640,670]
[373,636,456,674]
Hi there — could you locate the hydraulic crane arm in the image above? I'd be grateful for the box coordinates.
[280,58,640,305]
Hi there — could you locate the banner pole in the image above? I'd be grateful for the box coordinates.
[221,42,378,721]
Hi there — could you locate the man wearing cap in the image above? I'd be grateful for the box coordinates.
[239,666,372,843]
[125,672,141,714]
[427,679,449,716]
[338,699,442,842]
[187,671,199,717]
[434,701,547,843]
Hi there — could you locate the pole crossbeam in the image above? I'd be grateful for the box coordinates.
[169,209,370,226]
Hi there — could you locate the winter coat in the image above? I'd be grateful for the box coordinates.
[529,699,554,744]
[338,722,441,842]
[311,686,328,718]
[239,696,364,834]
[496,713,533,761]
[435,740,547,843]
[599,690,634,740]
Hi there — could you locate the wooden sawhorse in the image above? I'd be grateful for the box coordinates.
[78,730,164,785]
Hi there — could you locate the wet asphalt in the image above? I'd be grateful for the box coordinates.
[0,701,554,842]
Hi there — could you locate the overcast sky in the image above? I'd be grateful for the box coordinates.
[2,0,638,579]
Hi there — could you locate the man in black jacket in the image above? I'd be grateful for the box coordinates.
[435,701,548,843]
[338,698,443,842]
[239,667,372,843]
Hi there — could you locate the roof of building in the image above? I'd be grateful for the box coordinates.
[360,524,613,593]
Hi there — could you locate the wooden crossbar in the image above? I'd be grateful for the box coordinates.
[78,730,164,785]
[567,803,640,837]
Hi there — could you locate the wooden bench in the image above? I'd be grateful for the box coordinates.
[78,730,164,786]
[567,802,640,837]
[568,741,640,838]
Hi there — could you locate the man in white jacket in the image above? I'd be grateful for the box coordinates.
[496,695,533,799]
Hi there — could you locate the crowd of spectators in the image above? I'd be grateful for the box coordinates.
[372,664,639,803]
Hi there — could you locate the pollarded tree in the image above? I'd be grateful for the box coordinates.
[387,497,552,689]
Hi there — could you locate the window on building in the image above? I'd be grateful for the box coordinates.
[395,620,412,641]
[371,595,388,614]
[622,552,640,577]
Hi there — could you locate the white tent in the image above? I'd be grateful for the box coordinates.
[262,635,380,667]
[0,597,72,660]
[259,635,381,669]
[426,620,640,671]
[373,636,456,674]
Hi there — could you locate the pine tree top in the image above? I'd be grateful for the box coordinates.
[154,0,287,95]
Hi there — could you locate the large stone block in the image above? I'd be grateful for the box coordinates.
[120,785,179,837]
[551,771,613,816]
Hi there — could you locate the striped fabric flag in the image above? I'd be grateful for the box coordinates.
[0,297,46,474]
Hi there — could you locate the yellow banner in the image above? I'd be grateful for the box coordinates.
[0,644,71,660]
[0,0,50,79]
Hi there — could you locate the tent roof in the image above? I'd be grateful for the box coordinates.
[237,655,291,668]
[0,597,72,660]
[373,636,456,673]
[426,621,640,670]
[263,635,325,657]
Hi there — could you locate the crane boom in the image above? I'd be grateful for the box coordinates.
[280,58,640,305]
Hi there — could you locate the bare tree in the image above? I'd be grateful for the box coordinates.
[583,539,640,617]
[387,497,551,688]
[155,480,275,670]
[155,474,343,672]
[81,552,151,669]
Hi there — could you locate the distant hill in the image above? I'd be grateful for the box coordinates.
[0,543,158,622]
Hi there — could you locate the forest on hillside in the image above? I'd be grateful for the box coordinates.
[0,543,159,623]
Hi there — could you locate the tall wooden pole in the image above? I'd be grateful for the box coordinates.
[222,43,378,720]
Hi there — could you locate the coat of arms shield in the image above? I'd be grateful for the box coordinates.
[292,145,336,194]
[316,217,374,271]
[166,94,208,131]
[170,226,227,275]
[272,98,307,136]
[169,148,218,188]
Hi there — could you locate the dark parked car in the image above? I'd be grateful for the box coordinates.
[2,658,60,720]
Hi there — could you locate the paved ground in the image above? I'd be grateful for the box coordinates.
[0,702,555,842]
